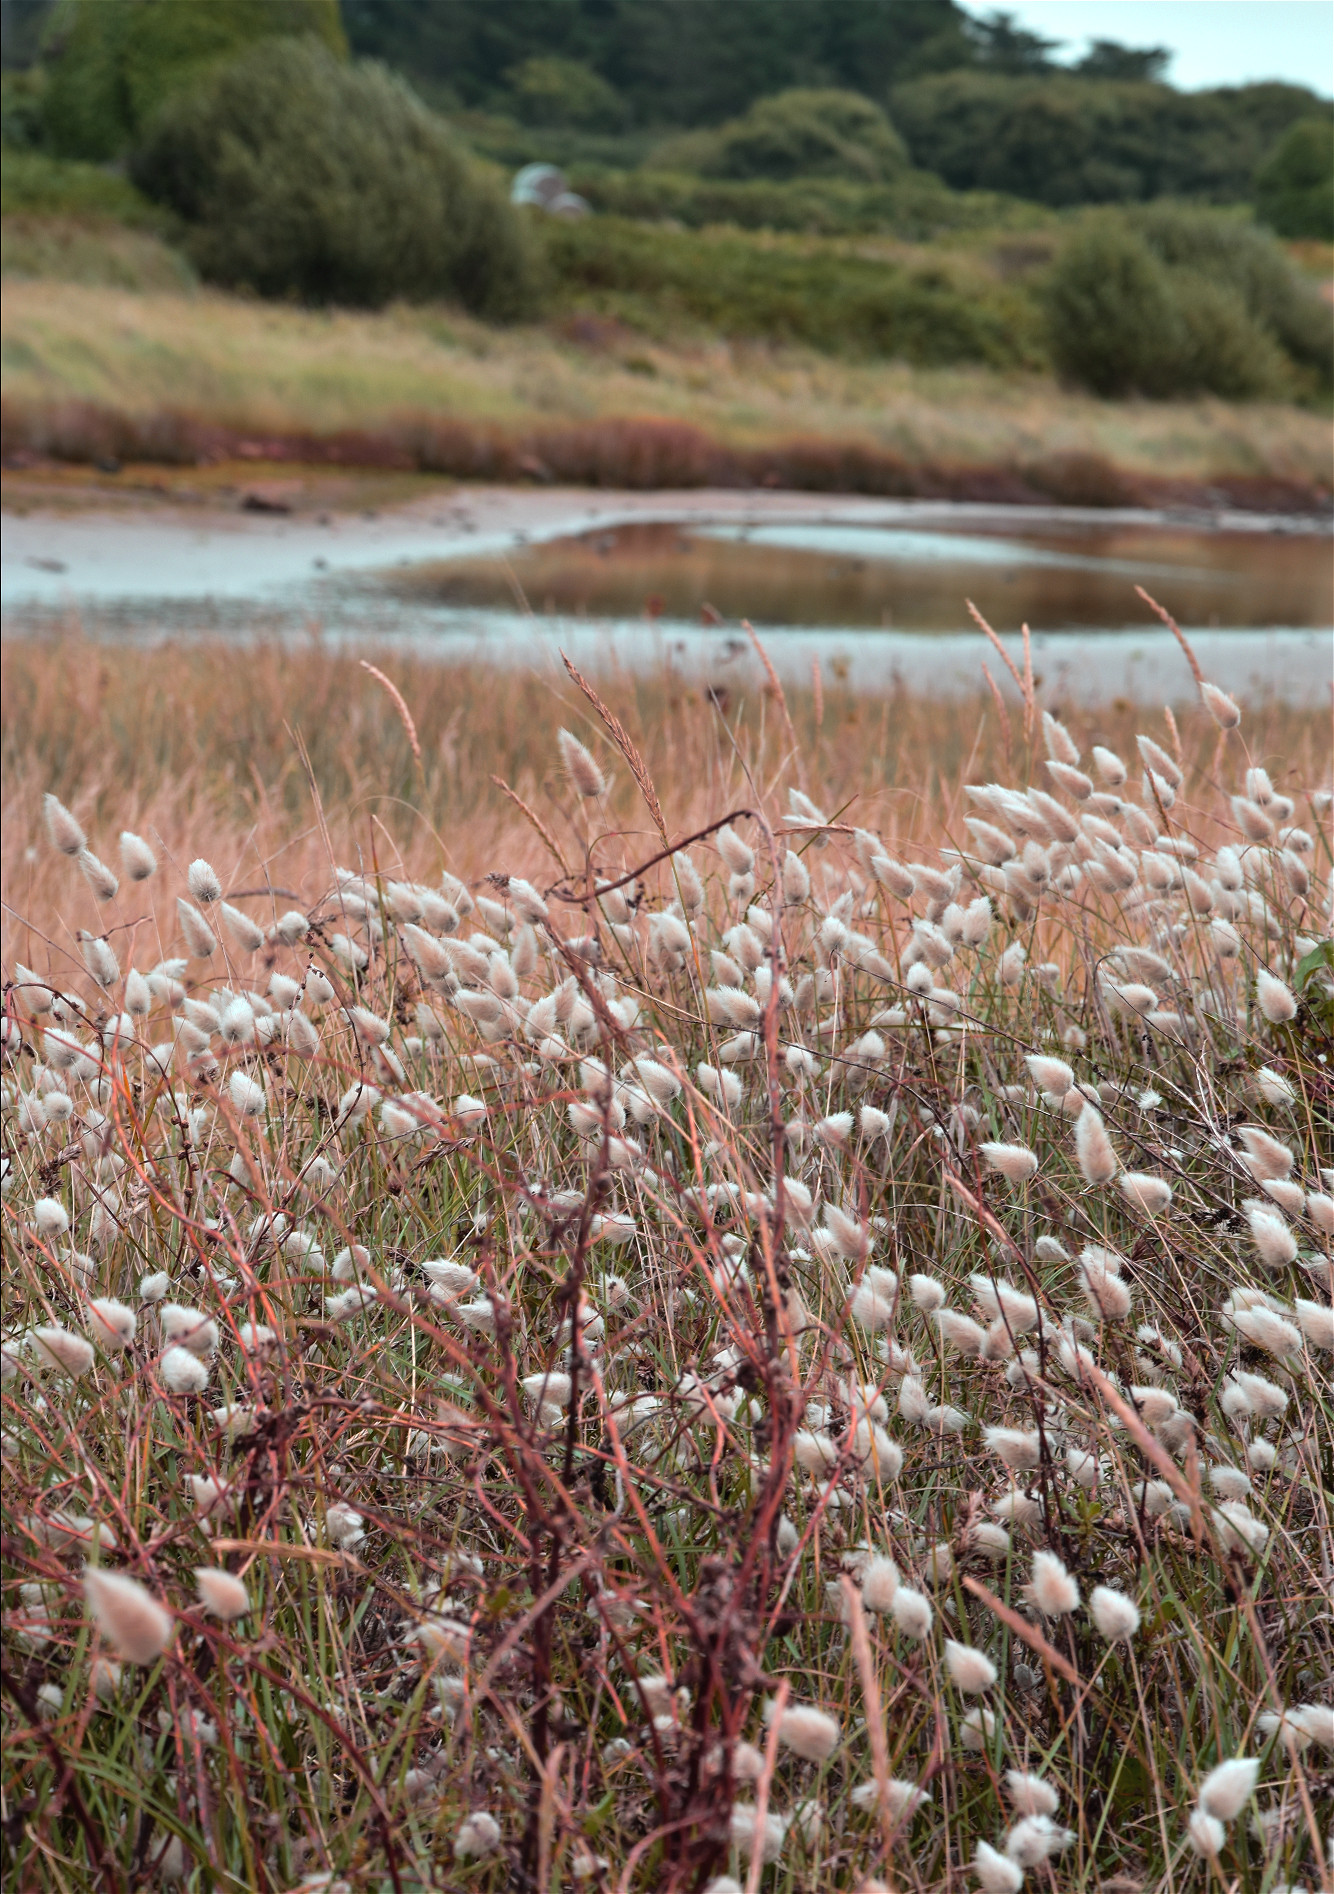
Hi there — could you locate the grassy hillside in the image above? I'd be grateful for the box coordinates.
[3,274,1332,504]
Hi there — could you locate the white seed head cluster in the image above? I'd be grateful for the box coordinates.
[2,683,1329,1890]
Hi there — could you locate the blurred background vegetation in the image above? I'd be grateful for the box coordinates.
[0,0,1330,411]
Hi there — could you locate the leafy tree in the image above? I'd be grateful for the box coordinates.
[341,0,973,126]
[130,37,533,317]
[1255,116,1334,240]
[1075,39,1170,83]
[891,70,1326,205]
[963,8,1059,74]
[41,0,345,159]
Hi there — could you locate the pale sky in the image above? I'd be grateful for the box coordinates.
[956,1,1334,95]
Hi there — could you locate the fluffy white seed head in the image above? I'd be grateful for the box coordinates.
[980,1141,1038,1183]
[1119,1172,1172,1215]
[1075,1107,1119,1186]
[29,1325,95,1377]
[1026,1550,1079,1616]
[1200,681,1241,729]
[44,792,86,856]
[118,831,157,880]
[1255,970,1296,1024]
[944,1640,997,1692]
[1005,1771,1059,1817]
[194,1567,250,1621]
[187,859,222,904]
[1197,1756,1259,1823]
[86,1299,136,1350]
[83,1568,172,1663]
[768,1700,840,1762]
[453,1810,501,1860]
[890,1585,933,1639]
[159,1347,209,1394]
[1089,1584,1140,1641]
[557,728,607,798]
[972,1839,1023,1893]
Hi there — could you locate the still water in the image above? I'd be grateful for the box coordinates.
[3,489,1329,702]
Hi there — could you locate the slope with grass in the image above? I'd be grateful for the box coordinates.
[3,273,1331,508]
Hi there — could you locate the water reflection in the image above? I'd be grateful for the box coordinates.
[392,517,1331,632]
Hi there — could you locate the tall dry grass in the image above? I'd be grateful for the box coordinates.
[2,622,1332,1894]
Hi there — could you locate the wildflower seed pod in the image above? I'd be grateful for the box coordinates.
[1026,1550,1079,1617]
[187,859,222,905]
[1254,969,1296,1024]
[44,793,86,856]
[83,1568,172,1664]
[177,900,218,959]
[194,1567,250,1621]
[557,728,607,798]
[118,831,157,881]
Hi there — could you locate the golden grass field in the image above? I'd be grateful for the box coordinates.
[2,616,1332,1892]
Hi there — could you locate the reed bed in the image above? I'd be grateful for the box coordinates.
[1,618,1331,1894]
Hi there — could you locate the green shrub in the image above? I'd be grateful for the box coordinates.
[505,56,627,132]
[1044,218,1184,395]
[570,166,1052,239]
[544,215,1040,367]
[42,0,347,160]
[130,38,534,318]
[0,149,163,226]
[1255,117,1334,241]
[1168,269,1290,399]
[1,68,48,151]
[1132,203,1332,382]
[652,89,908,185]
[1045,209,1323,399]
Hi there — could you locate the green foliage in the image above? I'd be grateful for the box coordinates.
[652,89,908,185]
[505,55,627,132]
[129,39,534,319]
[1045,209,1329,399]
[543,214,1041,367]
[891,70,1328,206]
[341,0,974,127]
[571,166,1052,239]
[0,148,162,225]
[1,68,48,150]
[1255,117,1334,241]
[1045,219,1185,397]
[40,0,347,160]
[1131,203,1333,383]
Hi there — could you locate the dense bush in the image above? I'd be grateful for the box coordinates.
[890,70,1327,206]
[571,166,1051,239]
[544,215,1040,366]
[130,39,534,318]
[0,149,162,226]
[505,55,628,131]
[40,0,346,161]
[653,89,908,185]
[1255,117,1334,240]
[1044,210,1329,399]
[1132,204,1333,383]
